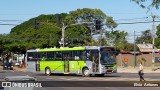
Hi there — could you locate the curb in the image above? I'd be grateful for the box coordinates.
[118,71,160,73]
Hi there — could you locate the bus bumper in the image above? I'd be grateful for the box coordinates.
[106,69,117,74]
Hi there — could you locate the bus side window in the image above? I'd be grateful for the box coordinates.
[55,52,62,60]
[72,51,80,60]
[27,52,33,61]
[86,50,91,60]
[41,52,46,61]
[46,52,54,61]
[61,51,72,60]
[80,51,87,60]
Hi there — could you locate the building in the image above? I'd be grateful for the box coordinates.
[116,44,160,67]
[137,44,159,53]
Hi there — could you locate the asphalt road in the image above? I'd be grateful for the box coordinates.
[0,70,160,90]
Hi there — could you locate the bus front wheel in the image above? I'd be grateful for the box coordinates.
[45,67,51,76]
[82,68,90,77]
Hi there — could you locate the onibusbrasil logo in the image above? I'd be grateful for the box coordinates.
[2,82,42,87]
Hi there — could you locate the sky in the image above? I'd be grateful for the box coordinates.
[0,0,160,42]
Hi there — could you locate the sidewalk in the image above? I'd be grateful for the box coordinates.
[13,66,26,72]
[117,66,160,73]
[0,66,26,72]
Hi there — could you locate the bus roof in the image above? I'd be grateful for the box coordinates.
[85,46,114,50]
[26,46,114,52]
[37,47,85,52]
[27,49,38,52]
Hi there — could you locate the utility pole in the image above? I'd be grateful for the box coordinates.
[152,15,156,71]
[134,30,136,68]
[61,23,67,47]
[100,28,103,46]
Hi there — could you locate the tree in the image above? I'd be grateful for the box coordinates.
[7,14,68,53]
[106,16,118,31]
[7,12,90,52]
[105,30,128,49]
[123,43,139,52]
[131,0,160,9]
[64,25,91,47]
[0,34,6,54]
[65,8,107,24]
[136,29,152,44]
[155,24,160,48]
[3,8,118,54]
[64,8,117,46]
[65,8,117,30]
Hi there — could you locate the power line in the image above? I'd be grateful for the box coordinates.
[117,20,160,24]
[0,19,160,26]
[115,17,149,22]
[0,20,23,22]
[0,24,17,26]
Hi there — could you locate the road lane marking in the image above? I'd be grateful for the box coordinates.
[39,76,160,81]
[46,78,54,80]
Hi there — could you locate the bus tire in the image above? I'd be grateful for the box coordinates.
[82,68,90,77]
[45,67,51,76]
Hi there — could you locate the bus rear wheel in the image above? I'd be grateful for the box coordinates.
[45,67,51,76]
[82,68,90,77]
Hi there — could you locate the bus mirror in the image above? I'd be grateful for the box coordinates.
[87,53,90,58]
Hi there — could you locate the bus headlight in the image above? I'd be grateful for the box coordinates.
[101,66,105,69]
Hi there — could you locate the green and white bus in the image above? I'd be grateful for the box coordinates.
[26,46,117,77]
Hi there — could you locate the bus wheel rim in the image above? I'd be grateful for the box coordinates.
[84,69,89,76]
[46,69,50,74]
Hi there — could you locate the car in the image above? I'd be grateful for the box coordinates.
[12,61,20,66]
[3,62,14,70]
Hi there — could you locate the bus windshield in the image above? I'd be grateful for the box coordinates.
[100,47,116,64]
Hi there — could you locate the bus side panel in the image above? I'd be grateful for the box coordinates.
[79,61,85,72]
[40,61,54,71]
[69,60,84,74]
[69,61,79,72]
[39,61,64,73]
[26,61,36,72]
[53,61,64,72]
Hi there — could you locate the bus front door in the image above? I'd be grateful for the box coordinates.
[91,52,99,73]
[63,53,69,73]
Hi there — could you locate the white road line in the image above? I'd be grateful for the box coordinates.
[57,77,160,81]
[91,78,105,80]
[46,78,54,80]
[59,78,73,80]
[59,78,67,80]
[66,77,80,80]
[145,78,160,81]
[73,78,86,80]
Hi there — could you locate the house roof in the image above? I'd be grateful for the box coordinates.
[137,44,159,53]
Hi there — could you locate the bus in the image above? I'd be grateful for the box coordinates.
[26,46,117,77]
